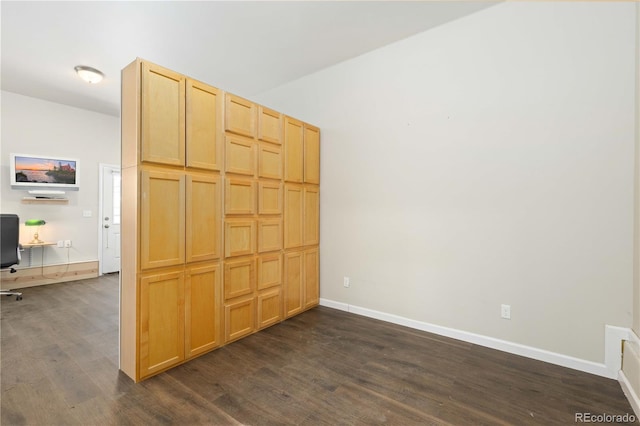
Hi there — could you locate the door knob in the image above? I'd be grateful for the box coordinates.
[104,224,110,228]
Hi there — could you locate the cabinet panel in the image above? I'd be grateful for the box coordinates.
[225,93,255,138]
[224,219,256,258]
[258,181,282,215]
[139,270,185,378]
[224,296,255,342]
[258,288,282,329]
[185,263,220,358]
[284,116,304,183]
[304,248,319,309]
[225,134,255,177]
[141,169,185,270]
[225,178,256,215]
[142,62,185,166]
[186,79,221,171]
[224,257,255,300]
[258,106,281,145]
[304,186,320,246]
[257,253,282,290]
[284,184,303,249]
[284,251,303,318]
[304,124,320,184]
[186,174,221,263]
[258,219,282,253]
[258,143,282,180]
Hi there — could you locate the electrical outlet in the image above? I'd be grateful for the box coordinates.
[343,277,350,288]
[501,304,511,320]
[57,240,64,248]
[64,240,72,248]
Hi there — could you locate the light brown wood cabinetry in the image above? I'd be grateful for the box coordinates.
[185,263,221,358]
[258,181,282,215]
[224,219,256,258]
[186,79,222,171]
[304,248,319,309]
[284,250,303,318]
[186,174,221,263]
[258,219,282,253]
[140,169,185,270]
[284,184,304,249]
[141,62,185,167]
[258,106,281,144]
[225,178,256,215]
[225,134,255,177]
[258,143,282,180]
[258,288,282,329]
[304,185,320,246]
[224,296,255,342]
[284,248,319,319]
[257,253,282,290]
[304,124,320,184]
[139,269,185,379]
[121,58,319,382]
[284,116,304,183]
[225,94,256,138]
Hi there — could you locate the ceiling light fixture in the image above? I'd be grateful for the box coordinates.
[74,65,104,84]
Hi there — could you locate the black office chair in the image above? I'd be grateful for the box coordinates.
[1,214,23,300]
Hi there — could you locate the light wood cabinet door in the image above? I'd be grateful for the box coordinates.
[224,296,255,342]
[225,134,255,177]
[258,181,282,215]
[258,288,282,329]
[304,248,319,309]
[186,79,221,171]
[257,253,282,290]
[141,169,185,270]
[258,143,282,180]
[185,263,220,358]
[284,184,303,249]
[224,219,256,258]
[186,174,221,263]
[224,257,255,300]
[139,270,185,378]
[225,93,255,138]
[225,178,256,215]
[284,116,304,183]
[284,250,303,318]
[258,106,281,145]
[258,219,282,253]
[304,185,320,246]
[304,124,320,184]
[141,62,185,166]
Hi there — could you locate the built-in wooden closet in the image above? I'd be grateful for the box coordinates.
[120,58,319,382]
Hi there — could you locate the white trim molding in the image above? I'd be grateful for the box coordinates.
[620,370,640,419]
[319,298,630,379]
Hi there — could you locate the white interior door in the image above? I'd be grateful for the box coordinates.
[101,165,121,274]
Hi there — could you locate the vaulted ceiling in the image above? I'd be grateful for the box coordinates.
[1,1,496,117]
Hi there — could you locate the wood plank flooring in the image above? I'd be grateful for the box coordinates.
[1,274,636,425]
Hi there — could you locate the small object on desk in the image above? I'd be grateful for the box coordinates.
[25,219,46,244]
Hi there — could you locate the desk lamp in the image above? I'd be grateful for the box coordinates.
[25,219,46,244]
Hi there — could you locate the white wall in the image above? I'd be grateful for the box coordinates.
[255,2,636,363]
[1,91,120,267]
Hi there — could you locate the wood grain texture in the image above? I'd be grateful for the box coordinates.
[186,78,222,171]
[224,93,256,138]
[1,274,636,425]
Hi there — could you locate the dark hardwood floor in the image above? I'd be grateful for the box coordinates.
[1,274,636,425]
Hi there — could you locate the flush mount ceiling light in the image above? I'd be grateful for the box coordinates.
[74,65,104,84]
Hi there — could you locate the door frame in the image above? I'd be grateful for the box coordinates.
[98,163,121,276]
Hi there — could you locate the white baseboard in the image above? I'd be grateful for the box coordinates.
[319,298,627,379]
[620,370,640,419]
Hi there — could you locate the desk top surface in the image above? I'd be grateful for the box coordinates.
[22,242,56,247]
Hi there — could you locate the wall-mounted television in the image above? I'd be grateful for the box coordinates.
[10,153,80,191]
